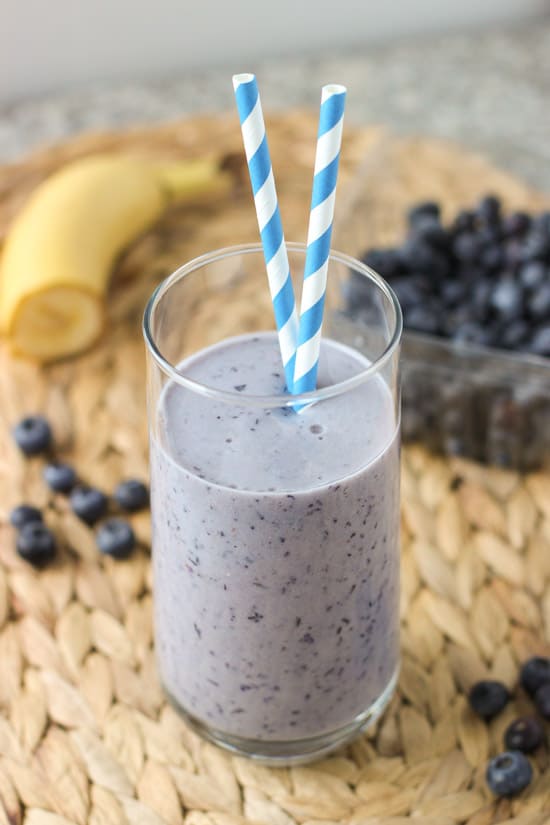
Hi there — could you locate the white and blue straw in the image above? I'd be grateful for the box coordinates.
[233,73,299,392]
[293,84,347,396]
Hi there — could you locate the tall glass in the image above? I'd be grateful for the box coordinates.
[143,243,402,764]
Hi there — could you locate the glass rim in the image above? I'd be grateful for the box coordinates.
[142,242,403,408]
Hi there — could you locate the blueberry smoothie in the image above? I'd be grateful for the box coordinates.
[151,331,400,745]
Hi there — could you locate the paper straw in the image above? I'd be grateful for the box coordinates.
[293,84,347,396]
[232,73,298,392]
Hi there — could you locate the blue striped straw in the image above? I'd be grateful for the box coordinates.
[232,73,299,392]
[293,84,347,396]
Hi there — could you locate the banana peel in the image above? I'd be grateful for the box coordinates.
[0,153,231,362]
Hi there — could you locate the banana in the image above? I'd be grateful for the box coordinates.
[0,153,229,361]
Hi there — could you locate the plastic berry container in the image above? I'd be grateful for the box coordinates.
[333,135,550,470]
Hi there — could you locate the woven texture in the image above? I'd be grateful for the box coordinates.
[0,113,549,825]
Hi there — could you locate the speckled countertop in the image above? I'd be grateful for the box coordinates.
[1,21,550,189]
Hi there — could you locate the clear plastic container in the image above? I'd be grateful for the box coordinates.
[400,333,550,470]
[333,136,550,470]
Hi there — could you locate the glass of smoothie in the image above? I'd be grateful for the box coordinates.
[143,242,402,764]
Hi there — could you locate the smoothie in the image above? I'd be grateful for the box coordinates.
[151,331,400,744]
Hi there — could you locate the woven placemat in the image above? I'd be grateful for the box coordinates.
[0,113,549,825]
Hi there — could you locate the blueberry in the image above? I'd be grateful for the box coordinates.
[504,211,531,238]
[534,683,550,719]
[12,416,52,456]
[452,322,495,348]
[520,656,550,696]
[468,680,510,719]
[519,261,547,291]
[439,279,467,308]
[43,462,77,493]
[532,210,550,236]
[16,522,56,566]
[70,485,108,525]
[388,278,425,310]
[527,282,550,320]
[504,717,545,753]
[499,319,530,350]
[96,518,136,559]
[490,277,523,321]
[504,239,524,271]
[407,201,440,227]
[452,209,476,234]
[452,232,481,264]
[397,239,433,273]
[113,479,149,512]
[486,751,533,797]
[477,194,501,226]
[527,325,550,356]
[470,278,493,320]
[404,304,440,335]
[361,248,402,279]
[480,243,504,272]
[343,271,370,309]
[9,504,43,530]
[411,216,450,251]
[477,226,502,248]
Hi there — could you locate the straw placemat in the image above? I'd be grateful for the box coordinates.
[0,113,549,825]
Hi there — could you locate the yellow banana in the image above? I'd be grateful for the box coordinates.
[0,153,229,361]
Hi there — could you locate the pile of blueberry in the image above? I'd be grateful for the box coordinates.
[345,195,550,470]
[357,195,550,355]
[469,656,550,797]
[10,415,149,566]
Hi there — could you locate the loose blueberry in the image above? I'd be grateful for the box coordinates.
[504,717,545,753]
[96,518,136,559]
[113,479,149,512]
[520,656,550,696]
[70,485,108,525]
[43,462,77,493]
[12,416,52,456]
[16,522,56,566]
[468,680,510,719]
[486,751,533,797]
[9,504,43,530]
[534,683,550,719]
